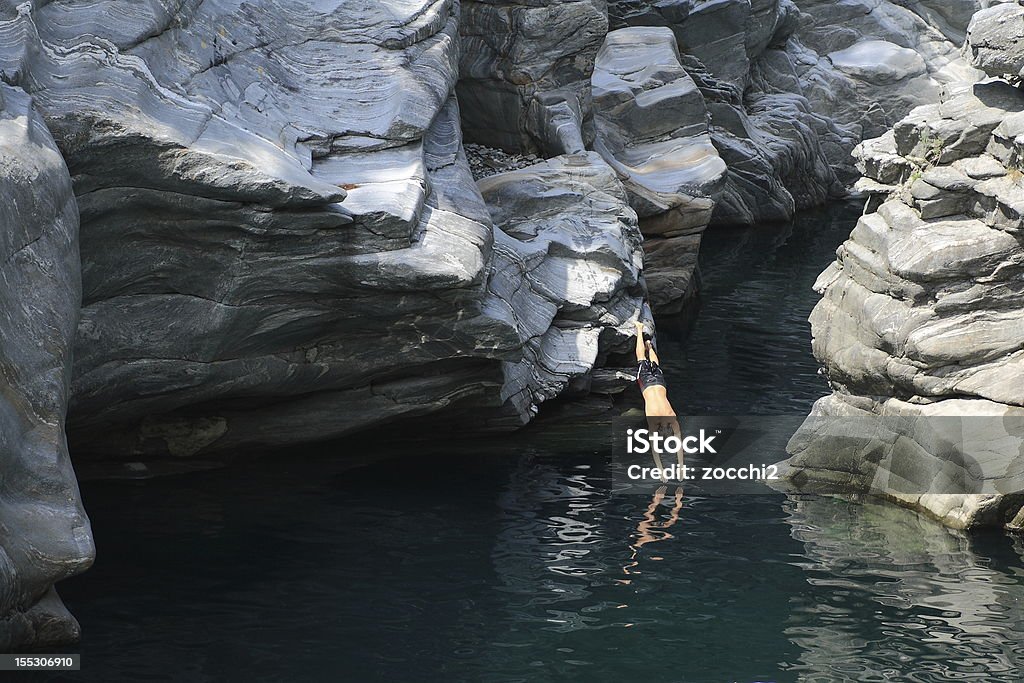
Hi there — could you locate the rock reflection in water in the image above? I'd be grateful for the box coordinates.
[782,495,1024,682]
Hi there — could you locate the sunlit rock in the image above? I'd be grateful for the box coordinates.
[790,0,983,147]
[782,78,1024,530]
[591,26,726,312]
[828,40,928,84]
[606,0,845,225]
[478,152,646,423]
[963,1,1024,81]
[592,27,726,220]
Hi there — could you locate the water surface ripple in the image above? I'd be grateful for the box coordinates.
[52,204,1024,682]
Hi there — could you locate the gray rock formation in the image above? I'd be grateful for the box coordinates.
[460,0,979,228]
[0,0,1015,649]
[592,27,726,223]
[780,13,1024,530]
[607,0,796,91]
[606,0,847,225]
[591,26,727,311]
[0,86,94,649]
[0,0,645,457]
[477,152,646,424]
[963,1,1024,82]
[0,0,646,645]
[789,0,983,154]
[458,0,608,155]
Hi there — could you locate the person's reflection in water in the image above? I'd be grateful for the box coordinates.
[620,484,684,583]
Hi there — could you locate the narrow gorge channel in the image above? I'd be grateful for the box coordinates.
[42,203,1024,681]
[4,0,1024,678]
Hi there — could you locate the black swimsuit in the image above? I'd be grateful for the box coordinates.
[636,359,666,392]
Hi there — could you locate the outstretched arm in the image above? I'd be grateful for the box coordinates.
[634,321,647,362]
[647,342,661,366]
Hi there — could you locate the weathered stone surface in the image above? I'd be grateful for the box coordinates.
[963,1,1024,81]
[607,0,847,224]
[477,152,646,422]
[639,233,703,313]
[0,86,93,649]
[608,0,797,90]
[912,0,986,44]
[591,26,726,311]
[788,0,983,168]
[592,27,726,219]
[782,76,1024,530]
[783,395,1024,530]
[828,40,928,84]
[0,0,652,645]
[669,0,758,87]
[0,0,1017,650]
[708,85,844,224]
[458,0,608,155]
[0,1,646,459]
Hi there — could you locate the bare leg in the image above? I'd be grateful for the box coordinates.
[635,486,666,550]
[651,448,665,475]
[669,418,685,471]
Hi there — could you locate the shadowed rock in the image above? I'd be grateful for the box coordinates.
[457,0,608,155]
[0,85,94,650]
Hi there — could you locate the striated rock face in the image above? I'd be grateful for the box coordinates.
[608,0,797,90]
[458,0,981,240]
[457,0,608,155]
[0,0,1014,648]
[463,0,981,307]
[789,0,983,159]
[606,0,847,225]
[912,0,986,45]
[781,11,1024,530]
[1,0,645,645]
[477,153,645,423]
[0,86,93,649]
[827,40,929,85]
[591,26,726,312]
[0,0,644,458]
[592,27,726,222]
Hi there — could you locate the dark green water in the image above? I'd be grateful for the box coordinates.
[51,204,1024,682]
